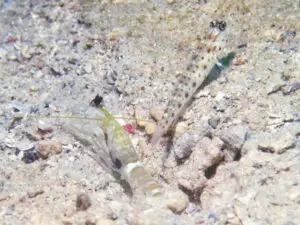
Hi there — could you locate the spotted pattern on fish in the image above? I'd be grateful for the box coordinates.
[151,20,235,146]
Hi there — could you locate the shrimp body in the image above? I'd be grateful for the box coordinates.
[99,107,163,196]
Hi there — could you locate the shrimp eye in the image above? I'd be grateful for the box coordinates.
[210,20,217,28]
[210,20,226,31]
[218,21,226,31]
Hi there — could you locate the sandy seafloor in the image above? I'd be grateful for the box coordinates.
[0,0,300,224]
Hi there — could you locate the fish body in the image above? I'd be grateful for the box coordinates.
[151,21,235,146]
[99,107,163,196]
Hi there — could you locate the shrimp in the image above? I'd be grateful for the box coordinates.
[98,106,163,197]
[59,104,163,197]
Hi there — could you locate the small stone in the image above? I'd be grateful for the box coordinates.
[84,63,92,74]
[167,0,175,4]
[178,179,193,192]
[27,189,44,198]
[194,116,213,138]
[220,124,249,150]
[150,108,164,122]
[281,82,300,95]
[241,132,271,155]
[22,150,39,164]
[76,193,91,211]
[267,73,286,94]
[37,121,54,134]
[208,116,220,129]
[135,105,147,127]
[173,132,199,160]
[172,122,187,138]
[145,122,156,135]
[223,148,236,162]
[51,140,62,154]
[193,137,224,170]
[36,141,51,159]
[165,188,188,214]
[258,131,296,154]
[36,140,62,159]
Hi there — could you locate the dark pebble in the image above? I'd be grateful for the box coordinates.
[22,150,39,164]
[76,193,91,211]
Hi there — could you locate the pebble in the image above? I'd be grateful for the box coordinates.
[165,188,189,214]
[178,176,206,195]
[36,140,62,159]
[150,108,164,122]
[84,63,92,74]
[194,137,224,170]
[135,105,147,128]
[178,179,193,192]
[37,120,54,134]
[281,82,300,95]
[220,124,249,150]
[267,73,286,94]
[22,150,39,164]
[27,189,44,198]
[258,131,296,154]
[145,122,156,135]
[174,122,188,136]
[208,116,220,129]
[173,132,199,160]
[242,123,299,155]
[193,116,213,138]
[76,193,91,211]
